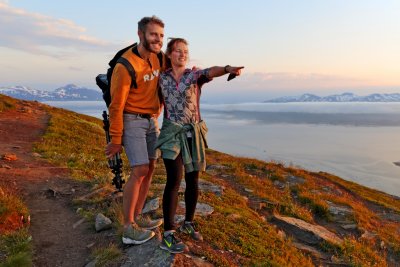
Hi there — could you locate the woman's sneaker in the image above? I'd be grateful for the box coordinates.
[122,224,155,245]
[160,231,187,254]
[179,221,203,241]
[135,214,163,230]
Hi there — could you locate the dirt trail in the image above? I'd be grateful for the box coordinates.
[0,102,96,267]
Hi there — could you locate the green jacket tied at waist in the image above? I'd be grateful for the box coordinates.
[155,119,208,173]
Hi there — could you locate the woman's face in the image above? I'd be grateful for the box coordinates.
[169,41,189,68]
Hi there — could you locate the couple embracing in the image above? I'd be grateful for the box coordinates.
[105,15,243,254]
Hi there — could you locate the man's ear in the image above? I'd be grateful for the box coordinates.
[138,30,144,41]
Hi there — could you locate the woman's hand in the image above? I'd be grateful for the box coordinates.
[208,65,245,79]
[226,66,244,76]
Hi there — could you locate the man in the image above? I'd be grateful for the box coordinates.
[105,16,165,245]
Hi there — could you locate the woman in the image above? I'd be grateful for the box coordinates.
[156,38,243,254]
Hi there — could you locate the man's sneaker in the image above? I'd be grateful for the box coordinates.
[160,231,187,254]
[135,214,163,230]
[122,224,155,245]
[179,221,203,241]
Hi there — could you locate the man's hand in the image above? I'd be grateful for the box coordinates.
[105,143,122,159]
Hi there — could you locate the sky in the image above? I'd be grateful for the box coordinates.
[0,0,399,103]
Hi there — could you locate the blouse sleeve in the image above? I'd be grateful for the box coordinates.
[193,68,212,87]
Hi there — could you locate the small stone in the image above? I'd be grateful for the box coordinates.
[174,215,185,224]
[0,164,11,169]
[73,218,86,229]
[85,259,97,267]
[273,180,285,189]
[32,152,42,157]
[2,153,17,161]
[227,213,241,220]
[361,231,377,240]
[142,198,160,214]
[206,164,228,170]
[179,201,214,216]
[244,188,253,193]
[86,242,96,249]
[95,213,112,232]
[277,230,286,239]
[341,224,357,230]
[327,201,353,219]
[285,175,305,185]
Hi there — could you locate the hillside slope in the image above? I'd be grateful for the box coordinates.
[1,94,399,266]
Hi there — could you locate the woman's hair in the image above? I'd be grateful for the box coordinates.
[165,38,188,69]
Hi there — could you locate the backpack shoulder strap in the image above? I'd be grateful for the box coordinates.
[116,57,137,89]
[109,43,137,67]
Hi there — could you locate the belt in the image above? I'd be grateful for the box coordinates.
[123,111,152,119]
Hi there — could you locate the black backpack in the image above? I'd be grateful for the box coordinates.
[96,43,163,107]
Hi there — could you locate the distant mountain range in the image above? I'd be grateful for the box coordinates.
[265,93,400,103]
[1,85,400,103]
[0,84,102,101]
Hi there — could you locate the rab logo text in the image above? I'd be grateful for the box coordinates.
[143,69,160,82]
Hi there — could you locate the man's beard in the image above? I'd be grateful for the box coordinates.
[143,35,161,53]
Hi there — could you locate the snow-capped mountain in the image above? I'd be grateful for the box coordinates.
[53,84,102,100]
[0,84,102,101]
[265,93,400,103]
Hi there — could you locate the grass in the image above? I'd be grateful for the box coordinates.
[0,187,29,234]
[0,94,17,112]
[0,227,32,267]
[205,150,400,265]
[340,238,387,266]
[0,181,31,267]
[318,171,400,212]
[33,105,117,181]
[195,189,314,266]
[0,96,32,266]
[6,97,399,266]
[91,244,122,267]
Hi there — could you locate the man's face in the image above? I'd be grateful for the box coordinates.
[142,23,164,53]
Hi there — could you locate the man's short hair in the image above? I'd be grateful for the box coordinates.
[138,16,164,32]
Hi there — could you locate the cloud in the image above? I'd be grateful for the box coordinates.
[68,66,83,71]
[210,71,374,92]
[0,3,117,58]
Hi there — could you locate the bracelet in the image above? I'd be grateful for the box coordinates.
[224,65,230,73]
